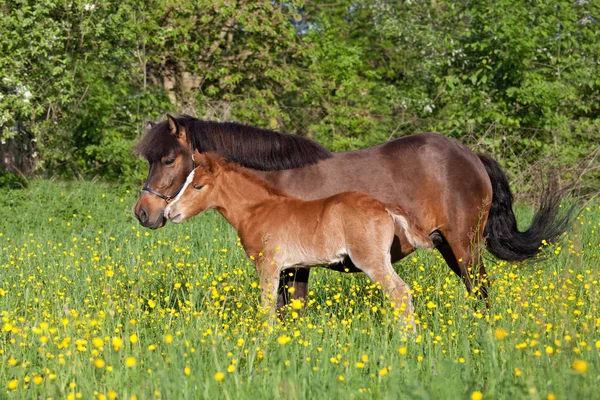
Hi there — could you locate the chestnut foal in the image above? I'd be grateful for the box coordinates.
[165,153,433,331]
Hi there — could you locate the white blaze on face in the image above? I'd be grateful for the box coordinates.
[164,169,195,218]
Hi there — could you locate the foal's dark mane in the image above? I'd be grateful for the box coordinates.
[136,115,332,171]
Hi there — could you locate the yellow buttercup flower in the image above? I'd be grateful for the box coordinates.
[494,328,508,340]
[573,359,588,373]
[112,337,123,351]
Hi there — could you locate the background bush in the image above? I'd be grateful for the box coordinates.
[1,0,598,197]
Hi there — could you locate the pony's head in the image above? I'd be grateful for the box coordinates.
[134,114,331,229]
[134,115,194,229]
[164,153,223,224]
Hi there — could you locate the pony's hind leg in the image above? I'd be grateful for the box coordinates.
[437,228,490,307]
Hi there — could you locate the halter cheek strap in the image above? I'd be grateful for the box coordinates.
[141,155,196,203]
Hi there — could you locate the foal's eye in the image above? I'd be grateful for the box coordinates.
[193,184,203,190]
[165,158,175,165]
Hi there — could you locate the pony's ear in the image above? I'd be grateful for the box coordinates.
[166,114,187,142]
[145,120,156,130]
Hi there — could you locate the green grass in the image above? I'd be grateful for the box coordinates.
[0,180,598,400]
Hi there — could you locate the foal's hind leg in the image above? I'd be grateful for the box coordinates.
[350,248,416,334]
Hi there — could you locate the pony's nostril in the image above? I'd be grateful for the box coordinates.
[138,208,148,224]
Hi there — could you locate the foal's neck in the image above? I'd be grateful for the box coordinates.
[214,168,287,232]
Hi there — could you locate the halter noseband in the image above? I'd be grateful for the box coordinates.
[141,154,196,203]
[141,185,183,203]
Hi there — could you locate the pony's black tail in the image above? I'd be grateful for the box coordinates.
[478,154,572,261]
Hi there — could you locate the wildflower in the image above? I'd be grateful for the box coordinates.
[494,328,508,340]
[291,299,303,310]
[126,357,136,367]
[33,376,43,385]
[277,335,291,345]
[572,359,588,373]
[165,334,173,344]
[129,334,138,344]
[214,372,225,381]
[95,358,106,368]
[8,379,18,390]
[398,347,407,355]
[379,368,388,376]
[184,367,191,375]
[112,337,123,351]
[471,391,483,400]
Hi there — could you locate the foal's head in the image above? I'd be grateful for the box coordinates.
[164,153,223,224]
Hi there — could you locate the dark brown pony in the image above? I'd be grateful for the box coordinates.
[164,153,434,332]
[134,115,570,309]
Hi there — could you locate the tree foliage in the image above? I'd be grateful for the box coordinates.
[1,0,598,191]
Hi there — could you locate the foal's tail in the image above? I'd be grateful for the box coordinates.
[477,154,572,261]
[386,205,434,250]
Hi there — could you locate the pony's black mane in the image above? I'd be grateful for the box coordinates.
[136,115,332,171]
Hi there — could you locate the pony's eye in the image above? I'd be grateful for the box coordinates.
[193,184,203,190]
[165,158,175,165]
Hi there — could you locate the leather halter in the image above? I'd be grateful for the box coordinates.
[141,155,195,203]
[141,185,183,203]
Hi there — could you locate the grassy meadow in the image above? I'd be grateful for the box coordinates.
[1,180,599,399]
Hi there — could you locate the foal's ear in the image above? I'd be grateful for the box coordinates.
[145,120,156,130]
[166,114,187,142]
[203,153,223,176]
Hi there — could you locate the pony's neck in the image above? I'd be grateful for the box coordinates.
[186,119,332,171]
[213,168,285,232]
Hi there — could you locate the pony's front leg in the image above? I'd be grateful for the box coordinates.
[277,268,310,317]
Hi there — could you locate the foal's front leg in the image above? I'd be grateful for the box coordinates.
[258,260,281,318]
